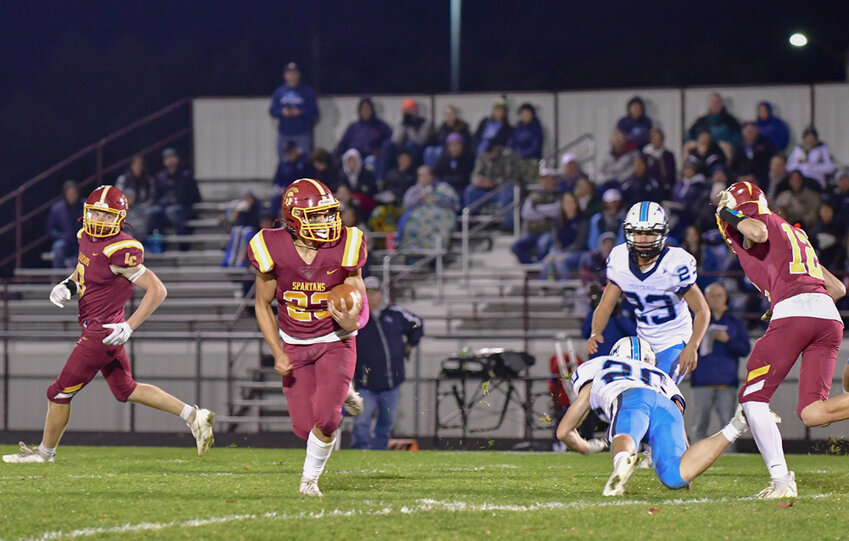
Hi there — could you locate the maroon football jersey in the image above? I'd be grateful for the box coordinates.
[75,229,145,327]
[722,205,827,307]
[247,226,367,340]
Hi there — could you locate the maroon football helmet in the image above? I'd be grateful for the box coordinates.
[83,185,128,238]
[281,178,341,243]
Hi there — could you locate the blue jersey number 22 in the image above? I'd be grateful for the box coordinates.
[623,292,676,325]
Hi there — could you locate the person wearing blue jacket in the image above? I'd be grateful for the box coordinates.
[46,180,83,268]
[335,97,392,162]
[755,101,790,152]
[269,62,319,157]
[509,103,543,160]
[689,283,751,442]
[616,96,653,148]
[352,276,424,450]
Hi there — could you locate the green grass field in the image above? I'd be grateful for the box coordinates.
[1,445,848,540]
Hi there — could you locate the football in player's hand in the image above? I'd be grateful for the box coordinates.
[328,283,360,312]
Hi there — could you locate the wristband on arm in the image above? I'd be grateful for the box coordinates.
[357,293,370,329]
[62,279,78,296]
[718,207,746,228]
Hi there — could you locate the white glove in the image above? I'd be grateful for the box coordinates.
[49,281,73,308]
[103,322,133,345]
[585,438,609,454]
[715,190,736,214]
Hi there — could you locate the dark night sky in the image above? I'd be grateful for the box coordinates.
[2,0,849,194]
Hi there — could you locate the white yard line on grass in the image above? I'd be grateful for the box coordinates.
[21,493,831,541]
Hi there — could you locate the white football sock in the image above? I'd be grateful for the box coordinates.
[180,404,194,422]
[742,401,788,480]
[38,444,56,457]
[612,451,630,467]
[303,431,335,481]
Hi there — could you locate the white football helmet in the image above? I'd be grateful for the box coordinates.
[623,201,668,259]
[610,336,656,366]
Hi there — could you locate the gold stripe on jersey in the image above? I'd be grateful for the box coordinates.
[103,239,144,257]
[77,228,84,239]
[747,364,770,382]
[342,227,364,268]
[250,230,274,273]
[302,178,327,195]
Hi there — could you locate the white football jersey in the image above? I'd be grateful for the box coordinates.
[571,356,684,422]
[606,243,698,352]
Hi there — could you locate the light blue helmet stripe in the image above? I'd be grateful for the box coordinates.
[640,201,648,222]
[631,337,640,361]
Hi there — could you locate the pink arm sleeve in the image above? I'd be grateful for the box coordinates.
[357,293,370,329]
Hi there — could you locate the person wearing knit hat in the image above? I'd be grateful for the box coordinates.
[269,61,319,157]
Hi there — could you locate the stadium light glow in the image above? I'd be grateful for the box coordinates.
[789,33,808,47]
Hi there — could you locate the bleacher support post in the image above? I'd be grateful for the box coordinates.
[513,184,521,242]
[461,208,470,282]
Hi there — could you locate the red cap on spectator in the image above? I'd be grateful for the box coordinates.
[402,99,417,112]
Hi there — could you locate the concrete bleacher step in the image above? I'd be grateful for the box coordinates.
[196,179,275,202]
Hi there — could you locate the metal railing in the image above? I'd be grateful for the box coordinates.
[539,133,596,180]
[461,183,521,279]
[0,98,193,270]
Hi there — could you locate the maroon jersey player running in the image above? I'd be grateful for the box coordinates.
[248,178,367,497]
[716,181,849,498]
[2,185,214,464]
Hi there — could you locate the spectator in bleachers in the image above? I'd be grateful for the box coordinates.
[432,133,475,195]
[390,99,432,159]
[335,184,363,218]
[775,169,820,229]
[431,104,472,148]
[341,205,373,254]
[221,190,262,267]
[269,62,319,156]
[310,148,341,191]
[151,148,200,235]
[786,127,836,189]
[828,168,849,222]
[616,96,652,148]
[335,97,392,164]
[466,140,523,230]
[511,171,562,264]
[272,141,316,207]
[581,280,636,357]
[122,189,150,243]
[587,188,625,251]
[579,233,617,286]
[508,103,544,171]
[541,192,589,279]
[685,93,741,158]
[668,156,709,237]
[474,98,512,156]
[689,282,750,443]
[643,128,676,196]
[810,201,845,269]
[115,155,154,204]
[573,177,601,217]
[398,165,460,251]
[599,128,638,187]
[557,153,589,193]
[382,150,417,203]
[619,154,665,208]
[729,122,776,189]
[340,148,378,216]
[755,101,790,152]
[681,225,720,289]
[46,180,83,268]
[767,154,790,199]
[685,130,727,177]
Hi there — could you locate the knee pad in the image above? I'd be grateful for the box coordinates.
[655,457,688,490]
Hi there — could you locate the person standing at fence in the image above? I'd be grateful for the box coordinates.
[689,282,750,443]
[4,185,215,464]
[248,178,368,497]
[269,62,319,156]
[351,276,423,449]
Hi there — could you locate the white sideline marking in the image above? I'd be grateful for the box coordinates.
[23,493,831,540]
